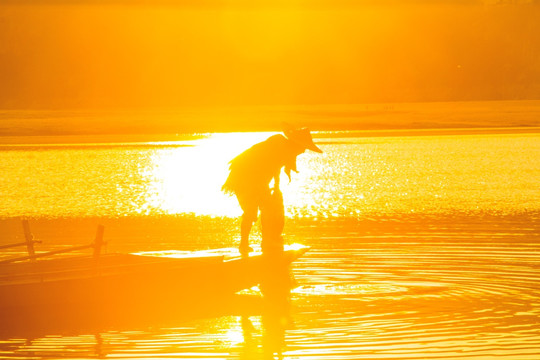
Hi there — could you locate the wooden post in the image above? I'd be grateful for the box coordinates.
[93,225,105,259]
[22,220,36,262]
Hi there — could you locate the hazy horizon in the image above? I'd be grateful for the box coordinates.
[1,2,539,112]
[0,100,539,140]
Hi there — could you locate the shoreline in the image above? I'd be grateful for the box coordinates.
[0,126,539,146]
[1,100,540,143]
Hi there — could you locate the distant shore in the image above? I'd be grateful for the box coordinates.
[1,127,539,146]
[1,100,540,144]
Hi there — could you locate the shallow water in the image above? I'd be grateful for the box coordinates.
[0,132,538,218]
[1,216,539,359]
[289,219,540,359]
[1,131,539,359]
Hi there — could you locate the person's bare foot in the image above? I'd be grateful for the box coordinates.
[239,244,253,258]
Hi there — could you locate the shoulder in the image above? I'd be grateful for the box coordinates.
[245,134,288,153]
[230,134,285,163]
[263,134,288,147]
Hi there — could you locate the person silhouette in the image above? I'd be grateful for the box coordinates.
[222,126,322,257]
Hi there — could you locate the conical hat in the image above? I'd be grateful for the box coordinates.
[283,127,322,153]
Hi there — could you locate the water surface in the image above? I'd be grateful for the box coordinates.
[0,131,539,359]
[0,131,538,218]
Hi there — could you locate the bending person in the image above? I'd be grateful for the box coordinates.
[222,126,322,257]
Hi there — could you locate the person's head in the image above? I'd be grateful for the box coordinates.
[283,125,323,154]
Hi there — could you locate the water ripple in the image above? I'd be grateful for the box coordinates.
[285,235,540,359]
[1,221,539,359]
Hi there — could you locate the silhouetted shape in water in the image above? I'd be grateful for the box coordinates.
[260,239,295,359]
[240,253,295,360]
[222,126,322,257]
[252,175,296,358]
[262,292,289,360]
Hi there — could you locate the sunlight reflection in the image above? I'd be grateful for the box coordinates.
[133,244,307,260]
[139,132,326,218]
[136,131,540,219]
[292,283,409,296]
[213,316,249,347]
[224,327,245,346]
[141,132,273,216]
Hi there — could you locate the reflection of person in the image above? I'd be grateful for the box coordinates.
[240,256,294,360]
[260,253,294,360]
[222,127,322,257]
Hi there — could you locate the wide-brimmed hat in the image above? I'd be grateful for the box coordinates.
[284,127,323,153]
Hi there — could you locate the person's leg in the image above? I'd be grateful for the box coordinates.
[237,192,258,257]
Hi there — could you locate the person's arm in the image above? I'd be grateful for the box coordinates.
[284,154,298,183]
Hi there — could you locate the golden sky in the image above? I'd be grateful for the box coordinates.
[0,1,539,109]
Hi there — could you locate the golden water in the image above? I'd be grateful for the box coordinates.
[0,132,538,218]
[0,131,539,359]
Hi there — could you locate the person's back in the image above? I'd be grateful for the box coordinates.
[222,134,293,196]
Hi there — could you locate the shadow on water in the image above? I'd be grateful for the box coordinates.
[0,255,295,360]
[0,293,261,339]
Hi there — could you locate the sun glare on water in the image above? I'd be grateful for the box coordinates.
[141,132,276,217]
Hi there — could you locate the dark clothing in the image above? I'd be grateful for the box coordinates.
[222,134,299,221]
[222,134,297,195]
